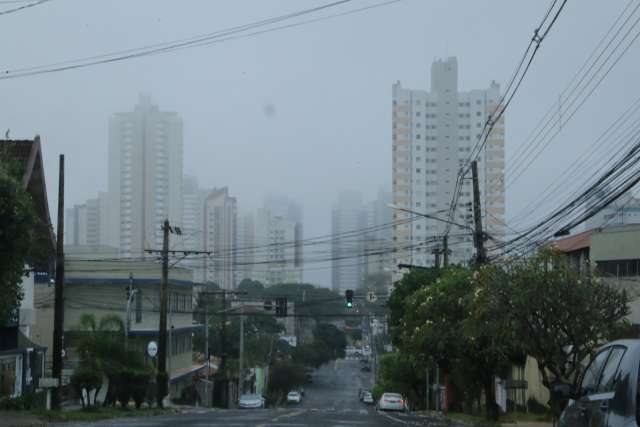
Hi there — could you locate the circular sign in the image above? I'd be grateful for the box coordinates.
[366,291,378,303]
[147,341,158,358]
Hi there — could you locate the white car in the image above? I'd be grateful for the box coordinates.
[362,392,374,404]
[239,394,265,409]
[377,392,406,412]
[287,391,302,404]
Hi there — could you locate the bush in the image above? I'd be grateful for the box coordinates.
[113,369,133,408]
[71,363,103,408]
[130,370,152,409]
[0,395,24,410]
[371,384,385,402]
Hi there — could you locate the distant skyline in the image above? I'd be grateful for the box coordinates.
[2,1,639,286]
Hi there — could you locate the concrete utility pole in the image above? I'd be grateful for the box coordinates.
[442,235,450,267]
[238,305,245,401]
[204,302,209,407]
[471,161,486,264]
[51,154,65,410]
[431,246,441,268]
[157,219,170,408]
[125,273,137,351]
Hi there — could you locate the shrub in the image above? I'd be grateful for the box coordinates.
[130,370,152,409]
[71,364,103,408]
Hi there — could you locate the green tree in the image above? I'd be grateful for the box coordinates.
[494,250,630,417]
[237,279,264,296]
[0,167,38,325]
[267,361,306,403]
[314,323,347,359]
[375,352,425,408]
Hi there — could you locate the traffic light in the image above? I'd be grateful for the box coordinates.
[345,290,354,308]
[275,298,288,317]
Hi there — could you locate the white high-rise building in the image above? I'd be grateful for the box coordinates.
[204,187,237,290]
[253,207,303,286]
[392,57,505,271]
[108,94,183,256]
[331,191,367,293]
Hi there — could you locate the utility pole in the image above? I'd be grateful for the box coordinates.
[431,246,441,268]
[156,219,170,408]
[51,154,65,410]
[471,161,486,264]
[442,235,449,267]
[125,273,136,351]
[238,305,245,402]
[204,301,209,407]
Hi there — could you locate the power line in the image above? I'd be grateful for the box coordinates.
[0,0,404,80]
[0,0,51,16]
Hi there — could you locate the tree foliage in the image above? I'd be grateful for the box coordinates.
[386,251,630,420]
[0,167,38,325]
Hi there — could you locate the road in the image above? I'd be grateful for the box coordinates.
[63,359,431,426]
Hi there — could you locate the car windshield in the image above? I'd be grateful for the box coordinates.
[3,1,624,426]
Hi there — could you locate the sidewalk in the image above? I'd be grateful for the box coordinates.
[0,412,46,427]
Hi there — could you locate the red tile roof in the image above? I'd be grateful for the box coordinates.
[552,229,595,253]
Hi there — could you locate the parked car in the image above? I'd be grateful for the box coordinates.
[239,394,265,409]
[362,392,374,405]
[361,365,371,372]
[558,339,640,427]
[376,392,406,412]
[287,391,302,404]
[305,373,313,383]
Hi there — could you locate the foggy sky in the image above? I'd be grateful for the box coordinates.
[1,0,638,286]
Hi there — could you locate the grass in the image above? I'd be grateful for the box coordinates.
[446,411,552,426]
[32,406,175,423]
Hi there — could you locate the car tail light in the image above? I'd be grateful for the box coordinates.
[399,399,404,405]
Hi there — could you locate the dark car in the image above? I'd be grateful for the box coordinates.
[558,339,640,427]
[361,365,371,372]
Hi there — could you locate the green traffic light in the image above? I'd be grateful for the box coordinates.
[346,302,353,308]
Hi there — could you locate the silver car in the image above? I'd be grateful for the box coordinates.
[239,393,265,409]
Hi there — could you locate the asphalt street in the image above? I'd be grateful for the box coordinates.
[62,359,432,427]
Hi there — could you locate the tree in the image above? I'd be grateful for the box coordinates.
[375,352,426,408]
[237,279,264,296]
[0,167,38,326]
[314,323,347,359]
[267,361,306,403]
[493,250,630,417]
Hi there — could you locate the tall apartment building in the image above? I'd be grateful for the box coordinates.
[363,189,392,283]
[236,211,256,283]
[391,57,505,271]
[253,207,303,286]
[204,187,237,290]
[65,192,111,247]
[331,191,367,293]
[107,94,183,256]
[181,175,207,283]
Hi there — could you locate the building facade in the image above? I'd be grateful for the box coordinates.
[331,191,367,293]
[204,187,237,290]
[181,175,207,283]
[391,57,505,271]
[108,94,183,257]
[253,208,303,286]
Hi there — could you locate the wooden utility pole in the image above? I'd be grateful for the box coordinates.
[471,161,486,264]
[51,155,65,410]
[156,219,170,408]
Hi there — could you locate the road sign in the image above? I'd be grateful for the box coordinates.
[366,291,378,303]
[39,378,59,388]
[147,341,158,358]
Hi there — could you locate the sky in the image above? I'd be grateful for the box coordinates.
[1,0,639,286]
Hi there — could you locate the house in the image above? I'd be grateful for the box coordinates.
[0,138,55,399]
[554,223,640,323]
[33,256,205,400]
